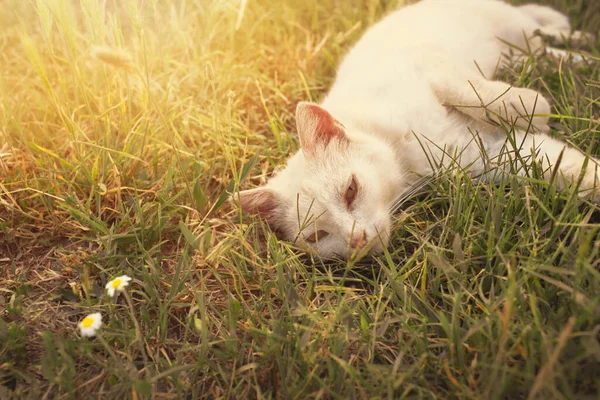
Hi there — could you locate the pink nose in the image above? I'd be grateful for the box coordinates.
[350,230,368,249]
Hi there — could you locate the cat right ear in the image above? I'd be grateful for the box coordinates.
[296,102,348,156]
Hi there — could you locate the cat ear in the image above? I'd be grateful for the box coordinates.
[235,187,280,217]
[296,102,347,155]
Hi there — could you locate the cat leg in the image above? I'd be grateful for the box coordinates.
[486,130,600,201]
[518,4,594,46]
[518,4,570,32]
[433,77,551,133]
[545,47,585,64]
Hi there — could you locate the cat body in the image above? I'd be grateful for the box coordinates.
[237,0,599,258]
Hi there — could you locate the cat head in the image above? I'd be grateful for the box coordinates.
[236,102,405,258]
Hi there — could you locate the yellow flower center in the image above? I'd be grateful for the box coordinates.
[82,316,95,328]
[111,279,122,289]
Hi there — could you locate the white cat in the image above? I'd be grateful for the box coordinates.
[235,0,599,259]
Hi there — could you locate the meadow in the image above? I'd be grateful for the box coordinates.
[1,0,599,398]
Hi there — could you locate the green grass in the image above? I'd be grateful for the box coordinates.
[1,0,600,398]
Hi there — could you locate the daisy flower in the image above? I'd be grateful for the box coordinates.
[78,312,102,337]
[105,275,132,297]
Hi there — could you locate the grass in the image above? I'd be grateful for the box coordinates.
[1,0,599,398]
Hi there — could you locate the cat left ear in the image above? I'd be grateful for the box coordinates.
[296,102,347,156]
[234,187,280,217]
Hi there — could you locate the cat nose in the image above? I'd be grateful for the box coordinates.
[350,230,368,249]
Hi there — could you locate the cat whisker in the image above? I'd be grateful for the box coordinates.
[387,174,434,213]
[388,168,446,212]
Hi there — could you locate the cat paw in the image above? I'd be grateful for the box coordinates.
[497,87,551,132]
[570,30,596,47]
[589,163,600,203]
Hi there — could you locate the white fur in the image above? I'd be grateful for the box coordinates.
[238,0,599,259]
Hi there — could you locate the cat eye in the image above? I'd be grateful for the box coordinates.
[305,230,329,243]
[344,175,358,208]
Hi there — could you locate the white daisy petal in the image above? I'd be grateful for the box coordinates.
[105,275,133,297]
[78,312,102,338]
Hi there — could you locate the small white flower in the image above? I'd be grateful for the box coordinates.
[78,312,102,337]
[105,275,132,297]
